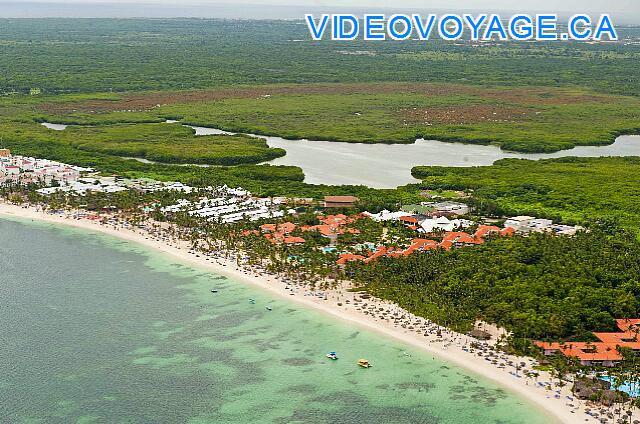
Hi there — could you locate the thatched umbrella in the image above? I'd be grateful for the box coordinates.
[468,329,492,340]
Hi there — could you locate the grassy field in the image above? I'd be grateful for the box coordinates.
[32,83,640,153]
[0,94,286,166]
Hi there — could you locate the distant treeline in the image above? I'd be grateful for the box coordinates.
[0,19,639,96]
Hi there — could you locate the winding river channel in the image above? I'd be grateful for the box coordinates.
[42,121,640,188]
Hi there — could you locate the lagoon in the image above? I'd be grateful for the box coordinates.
[188,125,640,188]
[262,135,640,188]
[41,121,640,188]
[0,217,551,423]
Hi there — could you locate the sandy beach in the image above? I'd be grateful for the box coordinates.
[0,202,615,424]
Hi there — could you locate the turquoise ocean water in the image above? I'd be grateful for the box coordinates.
[0,218,553,423]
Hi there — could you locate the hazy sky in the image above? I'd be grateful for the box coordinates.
[18,0,638,11]
[6,0,639,22]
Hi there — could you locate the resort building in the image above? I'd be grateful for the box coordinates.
[419,216,473,233]
[254,215,363,246]
[161,186,289,224]
[505,216,582,235]
[337,223,516,265]
[324,196,360,208]
[1,154,89,188]
[363,209,413,222]
[421,201,470,216]
[504,216,536,230]
[504,216,554,233]
[535,319,640,366]
[336,253,366,266]
[259,222,305,245]
[399,215,419,230]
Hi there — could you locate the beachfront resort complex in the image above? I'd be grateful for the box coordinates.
[1,151,582,263]
[3,10,640,424]
[2,149,637,423]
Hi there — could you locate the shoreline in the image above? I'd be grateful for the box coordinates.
[0,203,601,423]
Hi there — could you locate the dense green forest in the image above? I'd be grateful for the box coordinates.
[353,228,640,345]
[0,19,639,95]
[411,157,640,232]
[0,18,637,217]
[65,123,286,165]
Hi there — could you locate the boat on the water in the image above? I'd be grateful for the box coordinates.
[266,306,272,311]
[358,359,372,368]
[326,351,338,360]
[210,289,218,293]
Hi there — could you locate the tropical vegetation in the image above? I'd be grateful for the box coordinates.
[411,157,640,233]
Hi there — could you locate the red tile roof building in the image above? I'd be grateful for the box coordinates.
[535,319,640,366]
[336,253,366,265]
[259,222,305,245]
[305,214,362,237]
[336,225,516,265]
[253,214,364,246]
[399,216,419,225]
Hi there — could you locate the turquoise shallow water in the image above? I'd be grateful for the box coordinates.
[0,217,553,424]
